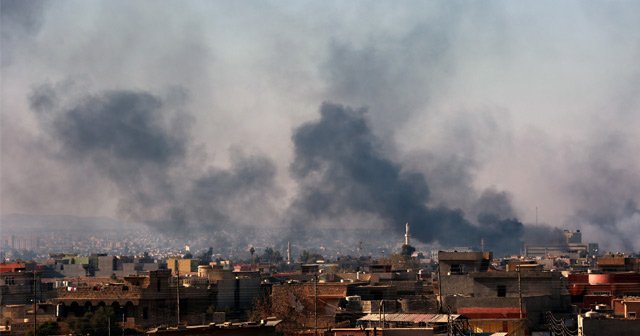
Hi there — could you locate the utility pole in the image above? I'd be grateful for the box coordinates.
[176,264,181,326]
[122,308,125,336]
[108,315,111,336]
[378,299,382,328]
[32,269,37,336]
[382,299,385,335]
[437,262,444,313]
[314,274,318,335]
[518,266,523,319]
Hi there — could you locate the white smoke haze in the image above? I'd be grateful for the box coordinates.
[2,1,640,253]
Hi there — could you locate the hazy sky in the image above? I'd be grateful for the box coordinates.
[2,1,639,252]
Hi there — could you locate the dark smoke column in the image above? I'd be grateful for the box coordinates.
[287,102,488,249]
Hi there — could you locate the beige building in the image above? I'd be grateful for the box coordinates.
[166,258,199,275]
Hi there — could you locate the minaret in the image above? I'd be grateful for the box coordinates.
[405,222,410,246]
[287,241,292,265]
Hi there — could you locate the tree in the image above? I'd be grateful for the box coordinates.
[251,283,316,334]
[401,244,416,257]
[261,247,284,263]
[299,250,324,263]
[197,247,214,264]
[69,307,121,336]
[380,253,420,271]
[206,305,218,322]
[26,321,60,336]
[68,312,93,335]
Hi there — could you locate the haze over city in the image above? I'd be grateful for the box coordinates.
[2,0,640,254]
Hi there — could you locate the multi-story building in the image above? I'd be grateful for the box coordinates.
[437,251,570,333]
[568,272,640,309]
[167,258,199,275]
[50,269,211,328]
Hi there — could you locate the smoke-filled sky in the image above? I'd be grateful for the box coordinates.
[2,0,640,253]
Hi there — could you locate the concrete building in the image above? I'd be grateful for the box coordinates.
[524,229,599,260]
[597,256,640,272]
[271,281,359,330]
[568,272,640,309]
[1,270,34,305]
[95,255,117,277]
[563,230,582,244]
[145,320,282,335]
[437,251,570,330]
[443,271,569,325]
[0,268,52,306]
[438,251,492,275]
[459,307,527,335]
[167,258,199,275]
[613,297,640,319]
[357,312,457,332]
[578,311,640,336]
[332,327,434,336]
[49,269,212,328]
[0,303,57,335]
[197,265,262,311]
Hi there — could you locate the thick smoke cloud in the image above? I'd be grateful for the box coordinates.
[25,84,546,254]
[472,189,516,221]
[0,0,46,33]
[31,88,189,164]
[566,135,640,252]
[288,102,524,254]
[3,1,640,254]
[1,0,48,65]
[29,85,278,235]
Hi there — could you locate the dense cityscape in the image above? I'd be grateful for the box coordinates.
[3,1,640,335]
[2,218,640,335]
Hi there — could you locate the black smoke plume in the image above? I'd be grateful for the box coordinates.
[29,84,529,254]
[30,85,278,235]
[288,102,524,254]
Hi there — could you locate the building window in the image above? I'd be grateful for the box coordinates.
[143,307,148,319]
[497,285,507,297]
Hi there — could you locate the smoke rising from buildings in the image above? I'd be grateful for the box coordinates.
[28,85,280,235]
[288,103,524,254]
[2,1,640,253]
[27,93,525,253]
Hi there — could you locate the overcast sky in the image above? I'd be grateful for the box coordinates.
[2,1,639,252]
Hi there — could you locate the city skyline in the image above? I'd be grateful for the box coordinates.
[2,1,640,253]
